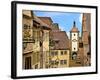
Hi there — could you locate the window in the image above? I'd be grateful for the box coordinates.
[55,51,58,55]
[25,56,31,69]
[51,51,58,56]
[64,51,67,54]
[61,51,63,55]
[24,24,28,29]
[51,52,54,56]
[74,48,76,50]
[51,61,55,65]
[61,51,67,55]
[49,39,55,47]
[33,20,40,27]
[60,60,63,64]
[24,24,31,29]
[60,60,67,65]
[74,34,75,36]
[79,43,83,48]
[64,60,67,64]
[55,61,59,65]
[87,52,91,55]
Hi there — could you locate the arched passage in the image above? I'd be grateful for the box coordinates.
[72,52,77,60]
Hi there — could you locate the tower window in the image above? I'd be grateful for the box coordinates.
[74,34,75,36]
[74,48,76,50]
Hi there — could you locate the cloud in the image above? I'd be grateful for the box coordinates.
[67,32,70,39]
[79,14,83,24]
[59,26,65,31]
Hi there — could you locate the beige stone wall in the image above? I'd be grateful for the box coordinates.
[22,16,33,38]
[22,10,41,69]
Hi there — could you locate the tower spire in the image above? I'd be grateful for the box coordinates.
[82,14,87,31]
[73,21,76,27]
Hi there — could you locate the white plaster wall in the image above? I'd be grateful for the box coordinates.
[71,33,78,40]
[72,41,78,51]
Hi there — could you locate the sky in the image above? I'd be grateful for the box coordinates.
[34,11,82,38]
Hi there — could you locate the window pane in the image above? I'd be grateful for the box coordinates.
[61,51,63,55]
[64,60,67,64]
[60,60,63,64]
[64,51,67,54]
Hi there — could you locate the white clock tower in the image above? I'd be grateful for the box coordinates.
[70,21,79,60]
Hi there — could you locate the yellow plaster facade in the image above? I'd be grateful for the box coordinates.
[50,50,69,68]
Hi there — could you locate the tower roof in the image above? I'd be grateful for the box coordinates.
[70,21,79,32]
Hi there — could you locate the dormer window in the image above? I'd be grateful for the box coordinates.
[55,40,59,43]
[52,39,59,44]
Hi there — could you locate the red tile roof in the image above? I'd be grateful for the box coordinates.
[51,31,70,50]
[38,17,53,26]
[70,27,79,32]
[33,16,51,30]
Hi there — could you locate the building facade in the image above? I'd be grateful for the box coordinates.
[22,11,91,69]
[82,13,91,66]
[49,31,70,68]
[39,17,70,68]
[22,10,51,69]
[70,21,79,60]
[69,13,91,67]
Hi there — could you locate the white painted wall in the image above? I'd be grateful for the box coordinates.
[72,41,78,51]
[71,32,78,51]
[71,33,78,40]
[0,0,99,80]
